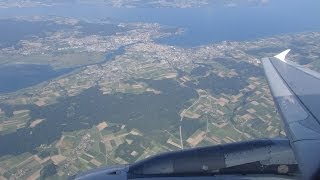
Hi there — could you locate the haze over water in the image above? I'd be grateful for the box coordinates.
[1,0,320,47]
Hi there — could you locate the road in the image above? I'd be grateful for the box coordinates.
[179,96,201,149]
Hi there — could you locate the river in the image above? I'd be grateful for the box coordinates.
[1,0,320,93]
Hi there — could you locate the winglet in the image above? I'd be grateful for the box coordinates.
[274,49,291,62]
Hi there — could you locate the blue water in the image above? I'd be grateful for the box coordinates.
[0,0,319,93]
[0,64,72,94]
[1,0,320,47]
[0,45,125,94]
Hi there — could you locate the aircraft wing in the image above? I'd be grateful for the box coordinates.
[262,50,320,179]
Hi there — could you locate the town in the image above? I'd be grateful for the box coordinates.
[1,16,320,179]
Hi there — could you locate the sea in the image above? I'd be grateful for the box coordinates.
[0,0,320,92]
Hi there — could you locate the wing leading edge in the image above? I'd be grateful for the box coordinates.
[262,50,320,180]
